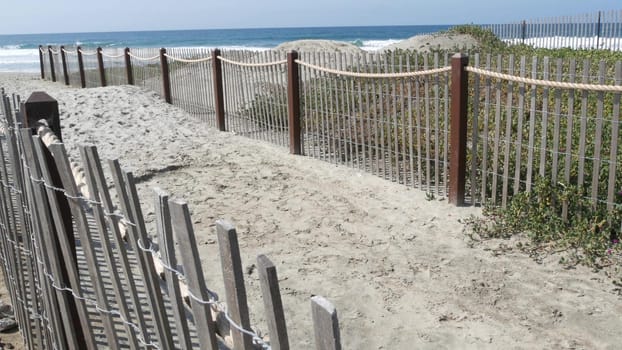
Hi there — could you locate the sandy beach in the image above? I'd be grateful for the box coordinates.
[0,72,621,349]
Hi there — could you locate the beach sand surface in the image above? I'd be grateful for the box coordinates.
[0,73,620,349]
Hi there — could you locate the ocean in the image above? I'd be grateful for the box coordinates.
[0,25,452,73]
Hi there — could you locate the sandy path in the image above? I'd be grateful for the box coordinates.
[0,73,620,349]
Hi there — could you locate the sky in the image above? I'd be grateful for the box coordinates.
[1,0,621,35]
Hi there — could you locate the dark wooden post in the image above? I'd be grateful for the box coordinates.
[97,47,106,87]
[159,48,172,104]
[60,46,69,86]
[449,53,469,206]
[521,20,526,44]
[287,51,302,155]
[38,45,45,80]
[23,92,62,141]
[596,11,602,49]
[212,49,226,131]
[77,47,86,88]
[48,46,56,83]
[124,48,134,85]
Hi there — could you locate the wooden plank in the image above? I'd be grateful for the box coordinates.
[311,296,341,350]
[351,53,361,170]
[153,187,193,350]
[443,52,450,195]
[480,54,492,201]
[501,54,515,208]
[538,56,550,178]
[470,54,481,203]
[590,61,606,204]
[83,148,150,346]
[513,56,527,196]
[379,54,388,179]
[433,52,440,194]
[491,55,503,205]
[108,160,175,349]
[606,62,622,209]
[48,143,119,347]
[257,254,289,350]
[551,58,563,181]
[32,136,96,349]
[168,198,219,350]
[335,52,345,164]
[577,59,591,188]
[79,145,140,350]
[216,220,254,350]
[391,52,400,182]
[525,56,538,192]
[414,54,423,189]
[369,53,380,176]
[423,55,432,191]
[562,59,577,219]
[406,55,415,187]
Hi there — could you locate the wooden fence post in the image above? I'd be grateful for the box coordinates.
[60,46,69,86]
[38,45,45,80]
[212,49,226,131]
[77,47,86,88]
[449,53,469,206]
[311,296,341,350]
[287,51,302,155]
[48,46,56,83]
[257,254,289,350]
[97,47,106,87]
[124,47,134,85]
[160,48,172,104]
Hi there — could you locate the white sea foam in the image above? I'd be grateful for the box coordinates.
[0,48,41,72]
[358,39,403,51]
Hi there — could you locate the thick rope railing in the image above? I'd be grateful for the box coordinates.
[295,59,452,78]
[61,47,77,56]
[217,56,287,68]
[101,52,126,59]
[466,66,622,92]
[163,53,212,63]
[127,52,161,61]
[48,47,59,55]
[77,48,97,56]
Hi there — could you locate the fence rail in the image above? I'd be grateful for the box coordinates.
[0,90,345,349]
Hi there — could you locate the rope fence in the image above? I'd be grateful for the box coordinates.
[296,59,452,78]
[217,55,287,67]
[163,53,212,63]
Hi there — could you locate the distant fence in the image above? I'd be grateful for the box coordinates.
[37,45,622,211]
[482,9,622,50]
[0,91,344,349]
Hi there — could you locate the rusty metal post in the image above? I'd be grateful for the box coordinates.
[160,48,172,104]
[60,46,69,86]
[212,49,226,131]
[449,53,469,206]
[77,47,86,88]
[38,45,45,80]
[48,46,56,82]
[124,47,134,85]
[287,51,302,155]
[97,47,106,87]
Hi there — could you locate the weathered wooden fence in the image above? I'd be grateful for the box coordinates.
[37,46,622,210]
[0,90,344,349]
[482,9,622,51]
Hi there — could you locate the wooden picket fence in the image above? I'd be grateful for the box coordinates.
[0,90,344,349]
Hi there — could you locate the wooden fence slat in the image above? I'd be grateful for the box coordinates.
[470,54,481,203]
[590,61,606,204]
[501,54,515,208]
[433,52,440,195]
[538,57,551,178]
[108,160,175,349]
[257,254,289,350]
[17,132,74,350]
[48,143,119,348]
[491,55,503,204]
[513,56,527,195]
[216,220,254,350]
[562,59,577,219]
[311,296,341,350]
[551,58,563,182]
[168,198,219,350]
[525,56,538,192]
[154,187,193,350]
[32,136,96,350]
[423,55,432,192]
[480,54,492,201]
[79,145,140,350]
[606,62,622,209]
[577,59,591,188]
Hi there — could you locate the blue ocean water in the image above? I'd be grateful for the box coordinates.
[0,25,451,72]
